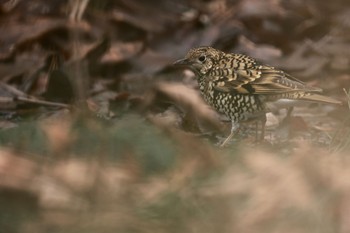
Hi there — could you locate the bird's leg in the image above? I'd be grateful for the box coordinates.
[286,106,294,118]
[259,114,267,141]
[253,114,267,142]
[280,106,294,127]
[220,121,240,147]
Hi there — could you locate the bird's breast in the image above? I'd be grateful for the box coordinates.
[199,86,265,121]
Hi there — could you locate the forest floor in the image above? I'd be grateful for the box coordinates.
[0,1,350,232]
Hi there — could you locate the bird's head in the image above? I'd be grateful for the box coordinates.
[173,46,222,76]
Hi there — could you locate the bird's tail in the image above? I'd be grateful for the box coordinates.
[299,93,342,105]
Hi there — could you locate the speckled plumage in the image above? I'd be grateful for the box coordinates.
[174,46,341,146]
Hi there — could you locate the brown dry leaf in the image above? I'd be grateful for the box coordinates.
[101,41,144,63]
[272,39,328,75]
[150,81,223,134]
[147,106,182,128]
[40,111,73,154]
[36,175,89,211]
[237,0,286,19]
[131,49,175,74]
[50,159,98,193]
[0,52,45,83]
[0,150,38,190]
[235,35,282,62]
[68,37,107,63]
[0,0,20,13]
[6,0,65,16]
[111,0,187,33]
[150,23,221,59]
[199,146,350,233]
[285,116,309,132]
[202,150,313,206]
[0,18,67,59]
[99,165,135,197]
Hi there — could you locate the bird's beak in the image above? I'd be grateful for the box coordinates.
[173,58,190,66]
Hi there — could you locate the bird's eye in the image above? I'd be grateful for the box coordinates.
[198,55,206,62]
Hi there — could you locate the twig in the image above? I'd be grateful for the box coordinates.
[16,96,69,108]
[0,96,69,108]
[343,88,350,110]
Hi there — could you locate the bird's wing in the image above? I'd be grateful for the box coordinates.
[211,55,322,95]
[243,65,322,94]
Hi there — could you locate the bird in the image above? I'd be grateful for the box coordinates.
[173,46,342,146]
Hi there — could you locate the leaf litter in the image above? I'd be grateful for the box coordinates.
[0,0,349,232]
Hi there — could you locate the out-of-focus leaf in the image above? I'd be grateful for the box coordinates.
[148,81,224,134]
[0,18,67,59]
[101,41,143,63]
